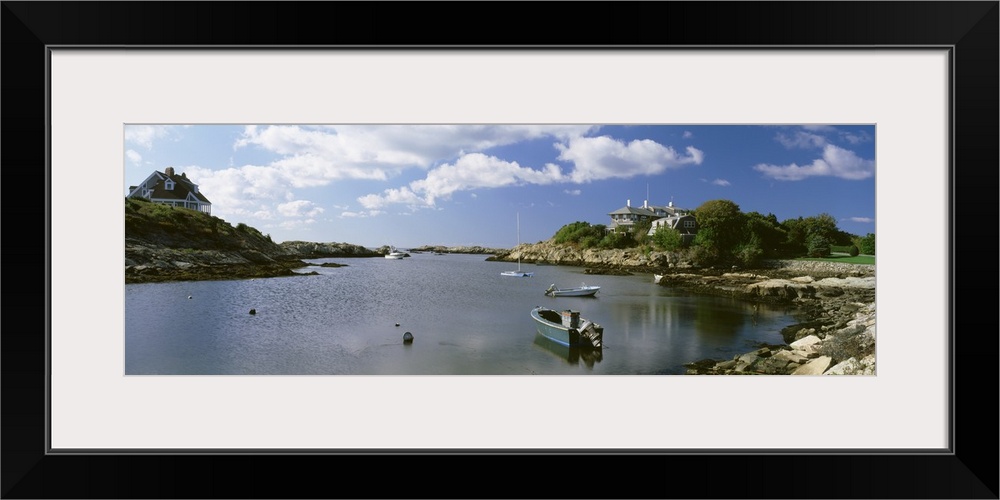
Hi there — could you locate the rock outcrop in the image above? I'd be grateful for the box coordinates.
[279,241,379,258]
[124,198,377,284]
[410,245,506,255]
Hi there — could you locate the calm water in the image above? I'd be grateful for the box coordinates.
[125,253,796,375]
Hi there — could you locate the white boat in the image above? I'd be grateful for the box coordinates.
[501,212,534,277]
[384,246,407,259]
[654,274,664,283]
[544,283,600,297]
[530,306,603,348]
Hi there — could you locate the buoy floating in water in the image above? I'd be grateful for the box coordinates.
[249,308,256,315]
[403,332,414,344]
[395,323,400,327]
[188,295,192,299]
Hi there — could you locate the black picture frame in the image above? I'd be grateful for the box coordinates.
[3,2,997,498]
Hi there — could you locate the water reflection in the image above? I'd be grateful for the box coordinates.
[533,333,603,369]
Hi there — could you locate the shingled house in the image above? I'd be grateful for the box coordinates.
[127,167,212,214]
[607,198,698,243]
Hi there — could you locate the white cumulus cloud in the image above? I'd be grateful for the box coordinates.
[753,144,875,181]
[183,165,294,220]
[126,149,142,165]
[277,200,325,218]
[556,136,704,183]
[711,179,731,186]
[233,124,598,186]
[359,153,565,209]
[775,130,828,149]
[125,125,176,149]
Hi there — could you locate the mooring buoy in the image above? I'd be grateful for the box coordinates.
[249,308,256,315]
[403,331,414,344]
[188,295,192,299]
[395,323,400,327]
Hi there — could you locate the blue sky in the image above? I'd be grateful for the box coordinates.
[124,124,875,249]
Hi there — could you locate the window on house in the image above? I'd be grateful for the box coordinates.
[165,180,175,190]
[684,220,695,228]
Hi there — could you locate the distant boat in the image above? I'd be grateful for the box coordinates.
[501,212,534,277]
[544,283,600,297]
[653,274,664,283]
[384,246,407,259]
[530,306,603,348]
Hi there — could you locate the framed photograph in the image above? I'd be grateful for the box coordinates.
[4,1,996,498]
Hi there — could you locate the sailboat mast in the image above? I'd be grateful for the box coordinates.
[516,212,521,270]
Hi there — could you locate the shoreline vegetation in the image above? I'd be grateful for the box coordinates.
[124,199,875,375]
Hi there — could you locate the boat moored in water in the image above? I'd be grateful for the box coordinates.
[544,283,600,297]
[384,246,408,259]
[530,306,603,348]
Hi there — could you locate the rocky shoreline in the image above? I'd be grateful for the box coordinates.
[671,270,876,375]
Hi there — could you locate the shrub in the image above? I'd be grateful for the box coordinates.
[848,245,859,257]
[598,232,632,249]
[689,244,720,267]
[856,233,875,255]
[553,221,606,246]
[819,330,874,365]
[733,240,764,267]
[579,235,600,249]
[806,234,831,258]
[651,226,683,251]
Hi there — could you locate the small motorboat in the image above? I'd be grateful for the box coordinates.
[544,283,600,297]
[530,306,603,348]
[384,246,408,259]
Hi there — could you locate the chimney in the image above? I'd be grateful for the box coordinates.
[643,200,648,209]
[165,167,175,176]
[627,199,630,207]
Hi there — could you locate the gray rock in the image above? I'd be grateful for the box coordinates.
[791,356,832,375]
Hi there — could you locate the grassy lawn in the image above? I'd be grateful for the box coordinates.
[795,254,875,265]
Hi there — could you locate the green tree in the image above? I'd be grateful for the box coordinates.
[733,236,765,267]
[553,221,606,247]
[806,234,832,257]
[693,199,746,263]
[856,233,875,255]
[802,213,839,242]
[631,219,652,245]
[780,217,809,255]
[743,211,787,258]
[782,213,852,256]
[652,226,683,251]
[599,231,631,249]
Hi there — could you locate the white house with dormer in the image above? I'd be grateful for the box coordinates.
[126,167,212,214]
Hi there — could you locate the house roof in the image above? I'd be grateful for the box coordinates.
[146,170,212,204]
[608,206,656,216]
